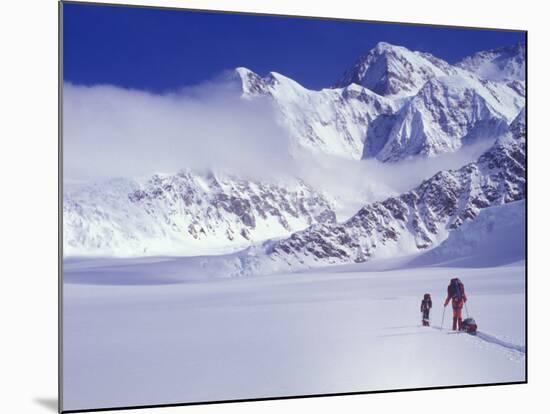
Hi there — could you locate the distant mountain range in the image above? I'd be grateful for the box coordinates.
[263,108,525,270]
[64,41,525,265]
[236,41,524,161]
[64,173,335,257]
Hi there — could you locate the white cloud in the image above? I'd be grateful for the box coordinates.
[63,79,291,182]
[294,138,493,219]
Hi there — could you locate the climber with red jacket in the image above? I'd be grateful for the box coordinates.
[444,278,467,330]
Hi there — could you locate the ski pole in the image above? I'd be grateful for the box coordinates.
[465,302,470,318]
[440,306,446,331]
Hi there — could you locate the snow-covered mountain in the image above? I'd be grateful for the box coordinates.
[262,111,525,270]
[457,42,526,82]
[509,106,526,138]
[63,171,336,257]
[234,67,396,159]
[235,41,524,162]
[334,41,457,98]
[369,74,524,161]
[63,41,526,261]
[125,112,524,276]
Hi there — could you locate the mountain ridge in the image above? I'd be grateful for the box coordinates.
[233,41,524,162]
[260,111,525,271]
[64,170,336,257]
[333,41,457,97]
[457,42,526,81]
[63,41,526,262]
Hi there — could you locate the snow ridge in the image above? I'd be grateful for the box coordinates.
[457,42,526,82]
[263,126,525,271]
[234,67,397,160]
[370,75,523,161]
[64,171,335,257]
[234,41,524,162]
[334,41,457,98]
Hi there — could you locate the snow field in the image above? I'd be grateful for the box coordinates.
[63,260,525,411]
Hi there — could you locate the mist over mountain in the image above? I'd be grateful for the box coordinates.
[63,41,525,263]
[261,116,525,272]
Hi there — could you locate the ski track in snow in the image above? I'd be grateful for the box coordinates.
[433,327,525,358]
[393,325,525,359]
[475,331,526,354]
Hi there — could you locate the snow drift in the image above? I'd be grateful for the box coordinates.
[412,200,526,267]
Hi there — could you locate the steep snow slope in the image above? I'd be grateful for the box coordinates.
[63,171,335,257]
[234,67,396,159]
[457,42,526,82]
[372,74,524,161]
[234,42,524,163]
[413,200,525,267]
[334,41,457,97]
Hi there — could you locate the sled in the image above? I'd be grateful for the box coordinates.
[461,317,478,335]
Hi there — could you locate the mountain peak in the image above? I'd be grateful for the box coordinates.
[334,42,454,97]
[457,42,526,81]
[232,67,304,97]
[232,67,269,96]
[234,66,256,78]
[372,41,399,52]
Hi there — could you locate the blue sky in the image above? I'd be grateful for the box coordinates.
[62,2,525,92]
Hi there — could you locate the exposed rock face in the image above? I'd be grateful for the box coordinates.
[63,42,526,265]
[267,123,525,267]
[63,171,336,256]
[235,42,524,163]
[370,75,523,162]
[509,107,526,139]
